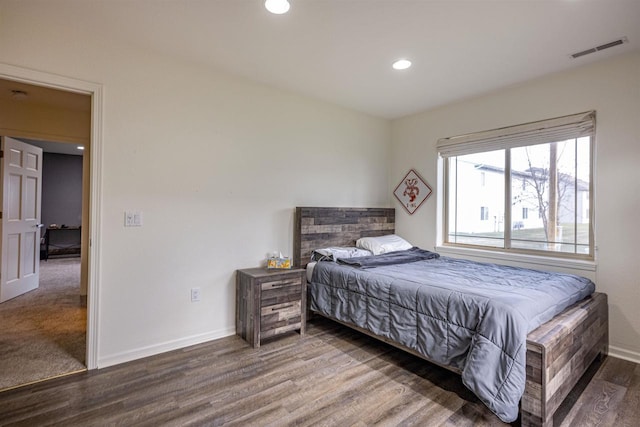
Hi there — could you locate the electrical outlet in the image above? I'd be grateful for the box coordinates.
[191,287,201,302]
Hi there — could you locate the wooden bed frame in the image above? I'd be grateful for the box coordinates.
[294,207,608,427]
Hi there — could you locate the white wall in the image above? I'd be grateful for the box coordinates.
[391,52,640,361]
[0,2,391,366]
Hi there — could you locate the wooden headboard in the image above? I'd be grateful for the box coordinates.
[293,207,395,267]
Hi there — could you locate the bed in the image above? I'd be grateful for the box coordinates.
[294,207,608,427]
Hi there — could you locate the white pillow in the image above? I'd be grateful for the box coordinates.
[356,234,413,255]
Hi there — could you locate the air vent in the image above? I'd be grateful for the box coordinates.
[571,37,629,59]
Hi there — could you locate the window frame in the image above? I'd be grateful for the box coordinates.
[440,112,595,261]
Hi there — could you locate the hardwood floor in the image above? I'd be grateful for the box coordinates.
[0,317,637,426]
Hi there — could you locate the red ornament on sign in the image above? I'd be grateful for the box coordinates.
[393,169,432,215]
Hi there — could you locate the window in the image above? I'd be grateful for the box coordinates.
[439,112,594,259]
[481,206,489,221]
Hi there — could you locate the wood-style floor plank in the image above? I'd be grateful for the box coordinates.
[0,317,637,427]
[612,372,640,427]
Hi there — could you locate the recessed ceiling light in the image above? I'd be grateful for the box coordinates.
[265,0,290,14]
[392,59,412,70]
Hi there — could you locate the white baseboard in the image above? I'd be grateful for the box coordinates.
[96,332,640,369]
[607,345,640,364]
[97,327,236,368]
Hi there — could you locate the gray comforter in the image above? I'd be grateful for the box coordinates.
[309,251,595,422]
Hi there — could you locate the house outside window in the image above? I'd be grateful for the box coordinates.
[439,112,595,259]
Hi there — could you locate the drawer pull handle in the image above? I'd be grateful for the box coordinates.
[274,304,294,310]
[270,281,296,287]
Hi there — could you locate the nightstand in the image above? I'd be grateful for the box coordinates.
[236,267,306,348]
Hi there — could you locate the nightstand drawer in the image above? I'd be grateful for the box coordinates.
[261,300,302,336]
[260,277,302,307]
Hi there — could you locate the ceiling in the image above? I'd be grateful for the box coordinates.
[0,78,90,112]
[0,78,89,154]
[67,0,639,119]
[19,138,84,156]
[3,1,640,120]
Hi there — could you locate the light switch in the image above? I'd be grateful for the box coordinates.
[133,212,143,226]
[124,211,143,227]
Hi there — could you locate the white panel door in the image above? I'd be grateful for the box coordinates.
[0,136,43,303]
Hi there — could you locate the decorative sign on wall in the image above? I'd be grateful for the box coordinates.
[393,169,432,215]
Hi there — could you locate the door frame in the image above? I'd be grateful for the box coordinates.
[0,63,103,370]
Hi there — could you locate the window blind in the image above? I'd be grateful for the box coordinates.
[437,111,595,157]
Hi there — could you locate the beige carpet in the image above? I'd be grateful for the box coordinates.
[0,257,86,391]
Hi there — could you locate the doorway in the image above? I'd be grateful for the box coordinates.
[0,64,103,386]
[0,137,86,389]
